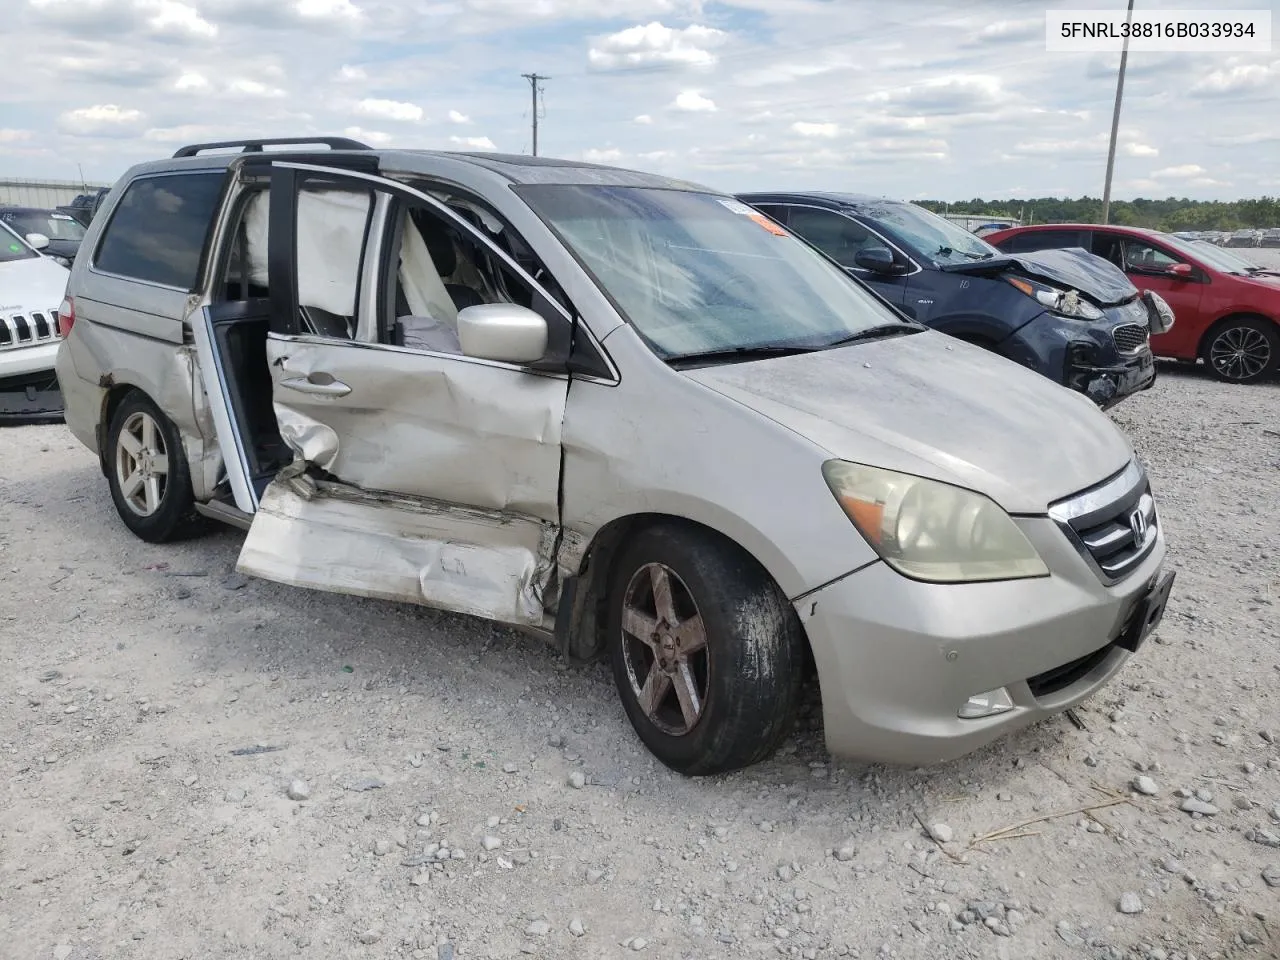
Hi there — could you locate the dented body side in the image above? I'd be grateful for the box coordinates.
[264,336,567,519]
[238,475,558,627]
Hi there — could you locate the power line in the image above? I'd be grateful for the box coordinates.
[521,72,550,156]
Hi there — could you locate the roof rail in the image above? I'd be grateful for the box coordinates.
[172,137,371,159]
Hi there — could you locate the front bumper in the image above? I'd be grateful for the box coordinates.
[798,515,1167,766]
[0,342,63,422]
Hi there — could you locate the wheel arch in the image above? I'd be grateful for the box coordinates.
[1197,311,1280,359]
[559,511,816,674]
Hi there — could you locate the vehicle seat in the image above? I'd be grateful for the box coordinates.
[424,228,484,311]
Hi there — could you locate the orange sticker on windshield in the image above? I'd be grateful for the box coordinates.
[716,197,789,235]
[748,212,788,236]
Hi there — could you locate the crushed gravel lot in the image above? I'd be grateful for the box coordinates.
[1,363,1277,960]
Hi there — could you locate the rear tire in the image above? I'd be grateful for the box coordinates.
[105,391,203,543]
[607,523,806,776]
[1202,317,1278,384]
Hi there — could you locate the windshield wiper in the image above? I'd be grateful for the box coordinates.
[666,344,820,368]
[819,323,920,348]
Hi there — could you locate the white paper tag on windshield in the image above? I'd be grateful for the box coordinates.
[717,198,756,215]
[718,197,789,235]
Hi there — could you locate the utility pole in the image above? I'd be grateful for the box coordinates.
[521,73,549,156]
[1101,0,1136,225]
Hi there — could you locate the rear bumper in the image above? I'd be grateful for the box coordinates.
[798,516,1167,766]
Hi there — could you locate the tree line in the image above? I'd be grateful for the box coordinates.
[916,196,1280,231]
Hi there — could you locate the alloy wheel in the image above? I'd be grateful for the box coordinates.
[620,563,710,736]
[115,410,170,517]
[1209,325,1271,382]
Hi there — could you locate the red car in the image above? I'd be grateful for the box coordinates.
[985,224,1280,384]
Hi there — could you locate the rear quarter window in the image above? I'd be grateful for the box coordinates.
[1002,230,1090,253]
[94,172,227,289]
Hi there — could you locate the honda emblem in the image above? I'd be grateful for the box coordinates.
[1129,509,1148,541]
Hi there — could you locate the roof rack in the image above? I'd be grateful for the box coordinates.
[172,137,371,159]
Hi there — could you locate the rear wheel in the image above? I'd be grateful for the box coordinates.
[607,524,806,776]
[105,392,203,543]
[1203,317,1278,384]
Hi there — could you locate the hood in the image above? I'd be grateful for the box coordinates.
[0,256,71,312]
[942,247,1138,306]
[684,331,1134,514]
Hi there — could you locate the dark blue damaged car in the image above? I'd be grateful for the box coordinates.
[738,192,1172,408]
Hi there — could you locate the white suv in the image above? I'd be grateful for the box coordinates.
[0,220,69,421]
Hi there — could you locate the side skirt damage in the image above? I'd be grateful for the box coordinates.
[236,473,558,628]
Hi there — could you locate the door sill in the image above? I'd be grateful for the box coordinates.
[195,499,254,531]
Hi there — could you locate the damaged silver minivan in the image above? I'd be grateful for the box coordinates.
[57,138,1175,775]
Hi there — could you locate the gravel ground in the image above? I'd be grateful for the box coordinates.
[1,364,1278,960]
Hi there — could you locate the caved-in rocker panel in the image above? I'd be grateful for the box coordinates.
[237,476,559,627]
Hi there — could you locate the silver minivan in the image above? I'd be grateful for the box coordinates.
[56,138,1174,775]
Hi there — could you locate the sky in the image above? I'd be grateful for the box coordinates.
[2,0,1278,200]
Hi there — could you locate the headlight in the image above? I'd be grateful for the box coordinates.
[822,461,1049,583]
[1006,276,1104,320]
[1143,290,1175,334]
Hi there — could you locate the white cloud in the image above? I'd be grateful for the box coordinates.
[589,22,727,70]
[672,90,716,112]
[337,65,367,81]
[1190,62,1275,97]
[583,147,624,162]
[0,129,33,143]
[450,135,496,150]
[356,98,424,122]
[59,104,146,137]
[174,72,210,92]
[448,110,472,125]
[634,114,653,124]
[868,74,1007,114]
[295,0,361,20]
[343,125,394,145]
[865,137,949,160]
[149,0,217,38]
[964,18,1041,46]
[791,121,839,138]
[1152,164,1207,179]
[1123,142,1159,158]
[142,123,227,143]
[228,79,286,98]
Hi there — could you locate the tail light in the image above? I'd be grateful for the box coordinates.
[57,296,75,338]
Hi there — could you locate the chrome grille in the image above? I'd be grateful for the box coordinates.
[1049,460,1159,585]
[0,309,61,351]
[1112,323,1149,353]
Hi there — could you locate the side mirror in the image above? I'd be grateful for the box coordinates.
[1168,262,1193,280]
[853,246,906,275]
[457,303,547,364]
[25,232,50,251]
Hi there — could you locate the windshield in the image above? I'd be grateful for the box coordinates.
[1,211,86,242]
[0,221,38,263]
[858,201,1000,264]
[517,185,908,359]
[1180,238,1262,274]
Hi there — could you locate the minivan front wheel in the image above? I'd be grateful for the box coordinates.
[1204,317,1278,383]
[607,524,806,776]
[106,392,201,543]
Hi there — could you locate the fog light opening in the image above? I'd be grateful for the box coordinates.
[958,687,1014,720]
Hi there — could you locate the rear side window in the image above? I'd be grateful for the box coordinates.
[1003,230,1089,253]
[94,173,226,288]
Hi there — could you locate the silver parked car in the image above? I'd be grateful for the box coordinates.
[56,138,1174,774]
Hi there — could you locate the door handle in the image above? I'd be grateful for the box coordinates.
[280,375,352,398]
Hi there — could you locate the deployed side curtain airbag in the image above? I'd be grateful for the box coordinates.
[243,188,373,318]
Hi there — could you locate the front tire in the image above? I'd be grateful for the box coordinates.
[105,391,202,543]
[1203,317,1278,384]
[607,523,806,776]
